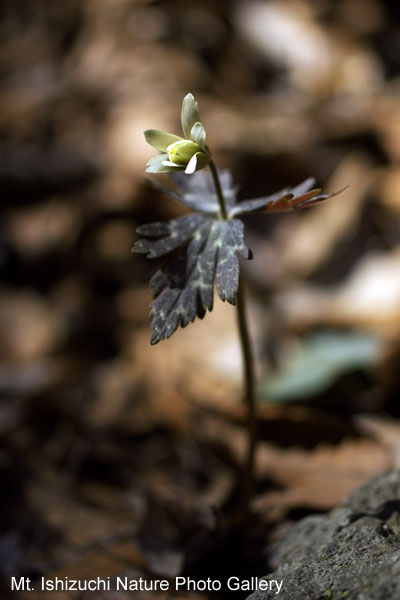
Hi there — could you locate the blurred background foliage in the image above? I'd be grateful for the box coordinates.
[1,0,400,598]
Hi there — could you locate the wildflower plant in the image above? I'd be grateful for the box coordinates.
[134,93,346,511]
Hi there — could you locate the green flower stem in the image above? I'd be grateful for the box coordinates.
[209,159,228,220]
[208,160,257,515]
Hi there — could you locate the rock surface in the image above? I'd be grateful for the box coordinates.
[248,470,400,600]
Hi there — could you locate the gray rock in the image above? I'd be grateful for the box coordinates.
[248,470,400,600]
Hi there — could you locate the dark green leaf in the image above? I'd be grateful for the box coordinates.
[134,214,206,258]
[215,219,252,302]
[147,169,237,215]
[134,214,251,343]
[137,168,346,345]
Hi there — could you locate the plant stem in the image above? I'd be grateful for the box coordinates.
[235,276,256,514]
[209,159,228,219]
[208,160,257,515]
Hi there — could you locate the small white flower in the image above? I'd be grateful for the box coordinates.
[144,94,210,174]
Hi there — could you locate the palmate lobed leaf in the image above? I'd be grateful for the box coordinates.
[135,169,347,343]
[229,177,348,217]
[145,171,221,214]
[146,171,347,217]
[134,214,205,258]
[134,213,251,344]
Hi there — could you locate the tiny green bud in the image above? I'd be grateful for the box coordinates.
[167,140,202,166]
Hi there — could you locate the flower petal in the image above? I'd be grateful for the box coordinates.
[190,121,207,150]
[146,154,182,173]
[144,130,183,152]
[194,151,209,171]
[181,93,201,139]
[162,160,182,167]
[184,151,209,174]
[185,152,198,174]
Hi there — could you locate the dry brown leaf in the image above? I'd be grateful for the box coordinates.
[200,412,391,515]
[234,0,383,95]
[28,475,138,549]
[5,199,80,256]
[375,88,400,163]
[276,246,400,331]
[378,166,400,216]
[0,291,65,362]
[356,414,400,467]
[253,437,391,514]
